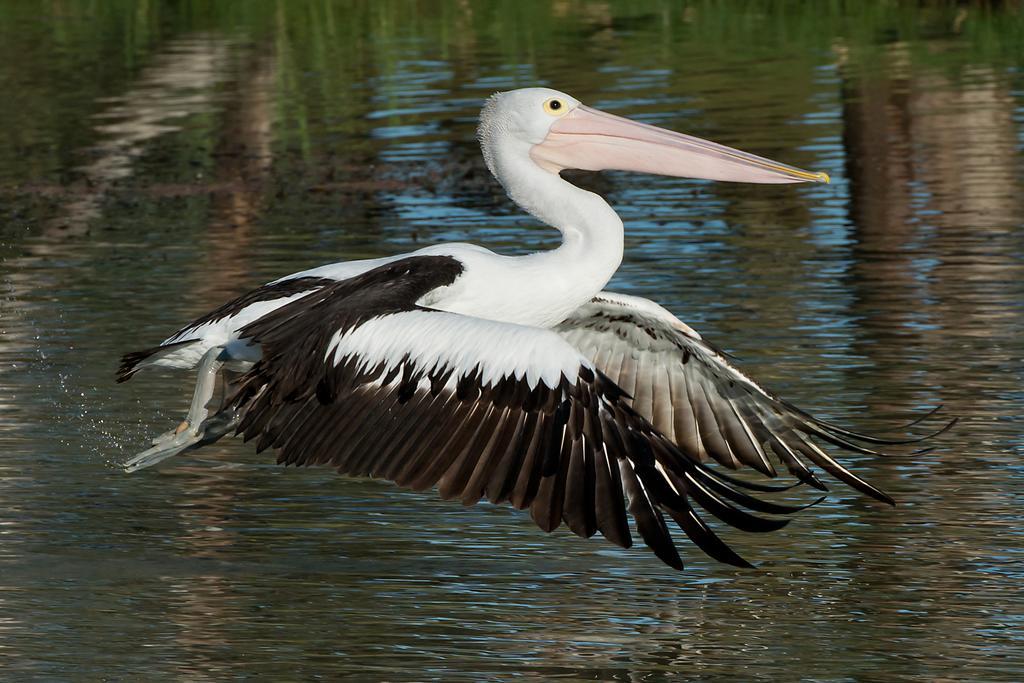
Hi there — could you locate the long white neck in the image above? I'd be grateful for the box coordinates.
[485,137,624,320]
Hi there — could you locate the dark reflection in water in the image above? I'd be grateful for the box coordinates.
[0,2,1022,680]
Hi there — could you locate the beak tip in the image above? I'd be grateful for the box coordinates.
[816,171,831,184]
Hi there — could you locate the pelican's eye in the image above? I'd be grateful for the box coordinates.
[543,98,567,116]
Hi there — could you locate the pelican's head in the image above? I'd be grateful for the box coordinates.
[478,87,829,185]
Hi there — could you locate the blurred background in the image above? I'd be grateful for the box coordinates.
[0,1,1022,680]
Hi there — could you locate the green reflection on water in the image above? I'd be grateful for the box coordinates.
[0,1,1021,184]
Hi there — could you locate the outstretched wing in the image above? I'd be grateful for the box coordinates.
[556,292,949,503]
[219,257,808,570]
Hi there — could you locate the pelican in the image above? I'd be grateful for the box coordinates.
[119,88,946,570]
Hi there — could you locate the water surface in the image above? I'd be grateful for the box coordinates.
[1,2,1022,680]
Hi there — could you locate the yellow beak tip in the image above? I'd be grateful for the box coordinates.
[817,171,831,184]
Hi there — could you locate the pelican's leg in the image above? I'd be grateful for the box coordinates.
[124,346,228,472]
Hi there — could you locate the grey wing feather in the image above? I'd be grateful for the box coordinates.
[555,292,951,504]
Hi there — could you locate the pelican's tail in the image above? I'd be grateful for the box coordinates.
[117,339,205,383]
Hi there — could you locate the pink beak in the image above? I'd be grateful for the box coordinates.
[531,105,829,184]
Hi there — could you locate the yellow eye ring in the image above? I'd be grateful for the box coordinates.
[543,98,567,116]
